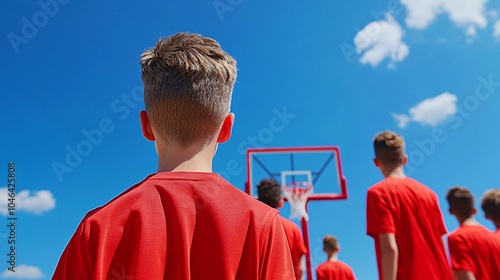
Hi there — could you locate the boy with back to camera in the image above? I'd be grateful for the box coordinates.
[446,186,500,280]
[316,235,356,280]
[257,179,308,280]
[481,189,500,234]
[366,130,452,280]
[53,33,295,279]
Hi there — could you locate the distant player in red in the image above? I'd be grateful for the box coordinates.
[481,189,500,234]
[446,186,500,280]
[257,179,308,280]
[53,33,295,279]
[316,235,356,280]
[366,131,452,280]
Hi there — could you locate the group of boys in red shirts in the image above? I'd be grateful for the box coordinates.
[367,131,500,280]
[52,33,500,280]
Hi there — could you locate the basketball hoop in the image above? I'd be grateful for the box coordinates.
[247,146,348,280]
[282,182,313,221]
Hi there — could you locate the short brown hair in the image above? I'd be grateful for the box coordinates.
[323,235,338,252]
[446,187,474,218]
[257,179,281,208]
[140,33,237,147]
[373,131,405,166]
[481,189,500,221]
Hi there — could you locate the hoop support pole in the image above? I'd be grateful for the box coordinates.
[302,202,313,280]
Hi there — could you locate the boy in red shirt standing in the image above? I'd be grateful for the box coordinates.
[316,235,356,280]
[257,179,307,280]
[53,33,294,280]
[446,186,500,280]
[366,131,452,280]
[481,189,500,234]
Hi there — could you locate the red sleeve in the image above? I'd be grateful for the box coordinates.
[316,266,326,280]
[259,212,295,279]
[53,221,92,280]
[448,234,474,272]
[433,195,448,236]
[349,266,357,280]
[296,233,307,256]
[366,189,395,237]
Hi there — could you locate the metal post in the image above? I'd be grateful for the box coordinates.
[301,202,313,280]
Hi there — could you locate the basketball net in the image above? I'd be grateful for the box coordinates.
[282,182,313,221]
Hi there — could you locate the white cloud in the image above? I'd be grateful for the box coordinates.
[391,113,411,128]
[443,0,488,29]
[1,264,43,279]
[392,92,458,128]
[493,20,500,38]
[354,14,409,67]
[401,0,444,29]
[401,0,488,39]
[465,25,477,43]
[465,25,477,37]
[488,10,498,20]
[0,188,55,215]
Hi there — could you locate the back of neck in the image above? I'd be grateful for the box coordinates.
[156,142,215,172]
[327,253,339,262]
[383,166,406,178]
[460,217,479,226]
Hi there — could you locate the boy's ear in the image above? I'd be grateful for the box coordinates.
[448,208,453,215]
[472,208,477,215]
[373,158,380,167]
[402,155,408,165]
[140,110,155,141]
[217,113,235,143]
[277,198,284,209]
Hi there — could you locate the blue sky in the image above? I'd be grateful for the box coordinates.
[2,0,500,279]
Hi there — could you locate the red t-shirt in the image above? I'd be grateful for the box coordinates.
[53,172,295,280]
[448,224,500,280]
[316,260,356,280]
[366,177,452,280]
[280,216,307,280]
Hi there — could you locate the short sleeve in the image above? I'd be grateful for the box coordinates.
[348,266,357,280]
[295,233,307,256]
[366,189,395,237]
[53,220,92,280]
[448,234,474,272]
[259,212,295,279]
[433,195,448,236]
[316,266,326,280]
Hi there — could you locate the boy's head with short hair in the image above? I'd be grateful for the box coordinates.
[257,179,283,208]
[446,187,475,221]
[373,131,406,167]
[140,32,237,147]
[481,189,500,228]
[323,235,339,254]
